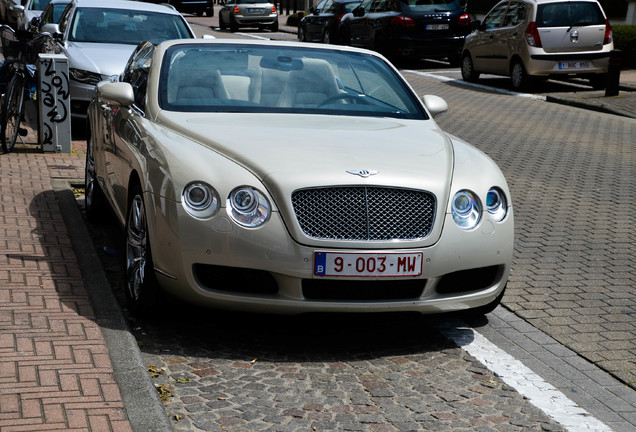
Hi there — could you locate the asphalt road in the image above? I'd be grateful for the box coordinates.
[75,15,636,432]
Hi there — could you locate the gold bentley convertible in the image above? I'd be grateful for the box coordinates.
[85,39,514,316]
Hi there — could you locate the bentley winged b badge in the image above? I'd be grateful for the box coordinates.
[346,169,379,178]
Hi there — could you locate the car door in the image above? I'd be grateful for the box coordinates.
[346,0,373,48]
[469,1,509,73]
[107,42,155,220]
[490,1,527,74]
[304,0,327,39]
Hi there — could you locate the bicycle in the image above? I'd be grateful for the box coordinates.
[0,25,49,153]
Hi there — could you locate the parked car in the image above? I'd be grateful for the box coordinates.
[170,0,213,17]
[298,0,361,44]
[338,0,471,64]
[218,0,278,32]
[27,0,69,32]
[42,0,195,120]
[461,0,614,90]
[85,38,514,316]
[8,0,51,29]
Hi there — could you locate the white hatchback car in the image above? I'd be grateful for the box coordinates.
[461,0,613,90]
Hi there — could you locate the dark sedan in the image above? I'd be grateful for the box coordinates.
[339,0,471,64]
[298,0,361,44]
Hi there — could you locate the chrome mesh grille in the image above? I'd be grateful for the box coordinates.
[291,187,436,241]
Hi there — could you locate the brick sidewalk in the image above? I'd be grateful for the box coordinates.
[0,146,133,431]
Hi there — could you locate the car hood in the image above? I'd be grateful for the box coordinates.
[156,112,456,247]
[64,42,136,76]
[159,111,453,198]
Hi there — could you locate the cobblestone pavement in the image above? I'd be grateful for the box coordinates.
[75,71,635,431]
[400,73,636,389]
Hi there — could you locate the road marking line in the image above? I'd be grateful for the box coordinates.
[403,70,546,101]
[236,32,270,40]
[438,323,613,432]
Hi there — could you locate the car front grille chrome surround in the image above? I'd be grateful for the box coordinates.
[291,186,436,241]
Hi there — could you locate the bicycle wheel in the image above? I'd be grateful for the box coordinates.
[1,73,25,153]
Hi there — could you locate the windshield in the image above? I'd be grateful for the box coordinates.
[159,44,427,120]
[69,8,192,44]
[237,0,271,3]
[400,0,461,13]
[31,0,52,11]
[536,2,604,27]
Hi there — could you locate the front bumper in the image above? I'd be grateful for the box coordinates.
[148,194,514,315]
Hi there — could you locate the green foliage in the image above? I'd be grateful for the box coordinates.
[613,25,636,68]
[286,12,303,27]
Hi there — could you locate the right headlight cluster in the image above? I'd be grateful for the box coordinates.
[451,187,508,230]
[182,182,271,228]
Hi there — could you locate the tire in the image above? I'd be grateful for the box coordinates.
[461,53,479,83]
[229,16,238,32]
[448,53,461,67]
[270,20,278,32]
[196,10,203,16]
[84,134,107,221]
[510,60,533,91]
[206,7,213,17]
[1,73,25,153]
[298,26,306,41]
[323,29,330,44]
[125,185,160,316]
[219,14,226,30]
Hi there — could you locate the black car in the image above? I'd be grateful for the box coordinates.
[298,0,362,44]
[339,0,471,64]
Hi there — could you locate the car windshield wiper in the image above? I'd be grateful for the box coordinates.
[567,22,593,32]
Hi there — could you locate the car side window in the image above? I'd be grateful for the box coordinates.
[57,2,74,34]
[502,1,525,27]
[322,0,335,13]
[483,2,508,30]
[314,0,327,12]
[360,0,373,12]
[122,41,155,111]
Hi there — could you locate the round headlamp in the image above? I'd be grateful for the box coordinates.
[228,186,270,227]
[486,187,508,222]
[182,182,219,219]
[451,190,481,230]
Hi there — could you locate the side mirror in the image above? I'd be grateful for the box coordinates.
[352,6,364,17]
[421,95,448,118]
[98,81,134,107]
[41,23,60,35]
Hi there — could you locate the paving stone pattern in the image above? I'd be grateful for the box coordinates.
[0,150,132,432]
[402,73,636,389]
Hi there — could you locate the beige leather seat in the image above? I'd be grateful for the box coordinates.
[277,59,340,108]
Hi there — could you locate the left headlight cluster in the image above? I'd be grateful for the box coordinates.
[69,68,103,85]
[451,187,508,230]
[182,183,271,228]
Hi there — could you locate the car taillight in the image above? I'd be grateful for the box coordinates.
[234,6,240,13]
[390,15,415,27]
[604,19,612,44]
[525,21,542,47]
[458,13,470,26]
[272,5,276,12]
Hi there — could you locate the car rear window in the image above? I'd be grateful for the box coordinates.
[400,0,461,13]
[159,44,428,120]
[536,1,604,28]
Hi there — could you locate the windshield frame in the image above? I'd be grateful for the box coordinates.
[158,43,428,120]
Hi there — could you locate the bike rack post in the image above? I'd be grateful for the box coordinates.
[37,53,71,153]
